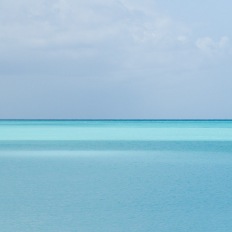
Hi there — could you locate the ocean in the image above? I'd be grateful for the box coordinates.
[1,120,232,232]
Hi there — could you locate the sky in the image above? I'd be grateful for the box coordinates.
[0,0,232,119]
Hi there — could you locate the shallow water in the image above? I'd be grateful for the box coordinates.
[1,121,232,232]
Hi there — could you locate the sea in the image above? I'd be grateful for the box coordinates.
[1,120,232,232]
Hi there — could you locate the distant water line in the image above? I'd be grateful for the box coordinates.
[0,120,232,151]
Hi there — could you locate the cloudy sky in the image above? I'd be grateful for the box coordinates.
[0,0,231,119]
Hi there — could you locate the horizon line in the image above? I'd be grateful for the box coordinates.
[0,119,232,121]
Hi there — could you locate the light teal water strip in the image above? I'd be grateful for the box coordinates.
[0,120,232,141]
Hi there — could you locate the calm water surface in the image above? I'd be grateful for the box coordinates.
[1,120,232,232]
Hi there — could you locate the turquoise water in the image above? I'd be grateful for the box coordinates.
[1,120,232,232]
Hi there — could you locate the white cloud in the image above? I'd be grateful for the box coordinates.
[177,35,188,43]
[219,36,230,48]
[0,0,188,49]
[196,37,216,52]
[196,36,230,55]
[0,0,230,79]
